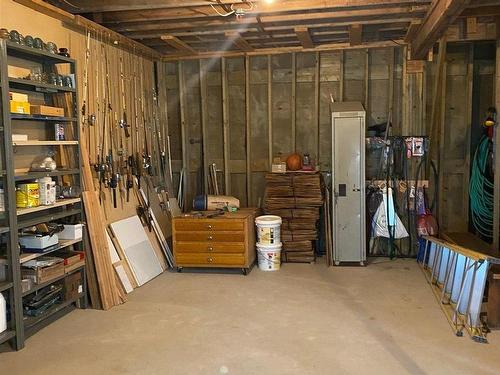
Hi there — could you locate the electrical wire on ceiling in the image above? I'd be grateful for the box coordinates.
[57,0,82,11]
[209,1,255,17]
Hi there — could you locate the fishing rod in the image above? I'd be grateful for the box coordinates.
[81,29,91,128]
[104,38,118,209]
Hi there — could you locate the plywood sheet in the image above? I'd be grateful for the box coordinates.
[110,216,163,286]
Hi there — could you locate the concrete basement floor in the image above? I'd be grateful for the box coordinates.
[1,258,500,374]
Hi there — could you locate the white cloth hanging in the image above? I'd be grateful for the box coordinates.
[372,187,409,239]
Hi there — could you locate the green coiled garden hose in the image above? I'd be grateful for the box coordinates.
[469,135,493,239]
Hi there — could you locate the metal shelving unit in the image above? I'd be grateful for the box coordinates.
[0,39,87,350]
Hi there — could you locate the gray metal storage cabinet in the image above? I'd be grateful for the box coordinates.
[331,102,366,265]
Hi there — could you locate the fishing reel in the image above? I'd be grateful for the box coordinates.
[142,153,153,176]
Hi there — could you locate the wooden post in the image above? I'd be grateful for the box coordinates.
[292,52,297,151]
[245,55,252,206]
[222,57,231,195]
[314,51,320,163]
[178,60,188,209]
[437,62,447,227]
[199,59,209,194]
[494,40,500,252]
[402,46,408,135]
[340,50,345,101]
[388,47,395,124]
[267,55,273,168]
[364,48,369,117]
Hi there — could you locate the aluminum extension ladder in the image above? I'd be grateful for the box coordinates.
[418,236,500,343]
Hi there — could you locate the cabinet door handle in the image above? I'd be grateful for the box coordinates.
[207,224,213,230]
[207,235,213,241]
[207,257,213,263]
[207,246,213,251]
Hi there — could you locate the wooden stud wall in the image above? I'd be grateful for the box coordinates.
[162,46,410,209]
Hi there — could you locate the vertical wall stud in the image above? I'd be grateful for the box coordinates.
[222,57,231,194]
[493,40,500,251]
[291,52,297,151]
[178,60,188,209]
[340,50,345,101]
[267,55,273,167]
[364,48,369,115]
[314,51,320,162]
[245,55,252,205]
[388,47,395,124]
[402,46,408,135]
[199,59,209,194]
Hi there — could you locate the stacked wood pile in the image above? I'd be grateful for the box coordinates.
[264,172,323,263]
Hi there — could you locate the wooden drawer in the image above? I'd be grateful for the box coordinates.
[174,220,244,232]
[175,242,245,254]
[175,231,245,243]
[175,252,245,266]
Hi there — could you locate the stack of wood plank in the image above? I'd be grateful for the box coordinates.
[264,172,323,263]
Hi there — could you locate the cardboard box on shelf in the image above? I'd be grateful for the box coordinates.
[7,66,30,79]
[53,250,85,273]
[21,257,65,284]
[9,92,29,102]
[10,100,30,114]
[58,224,83,240]
[64,271,83,301]
[12,134,28,142]
[30,105,64,117]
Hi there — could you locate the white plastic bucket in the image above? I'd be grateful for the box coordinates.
[0,292,6,333]
[255,215,282,245]
[257,243,282,271]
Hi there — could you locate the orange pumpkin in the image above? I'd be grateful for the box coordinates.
[286,153,302,171]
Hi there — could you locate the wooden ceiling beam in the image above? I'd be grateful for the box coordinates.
[48,0,431,14]
[410,0,472,59]
[100,2,429,25]
[460,5,500,17]
[404,20,421,42]
[161,39,404,61]
[225,32,254,52]
[349,24,363,46]
[110,6,427,33]
[160,35,198,55]
[123,16,420,39]
[295,27,314,49]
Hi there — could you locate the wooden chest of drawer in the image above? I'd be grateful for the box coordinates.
[173,210,256,274]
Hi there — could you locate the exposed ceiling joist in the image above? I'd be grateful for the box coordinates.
[49,0,432,14]
[225,32,254,52]
[404,20,421,42]
[349,24,363,46]
[295,27,314,49]
[160,35,198,54]
[162,39,404,61]
[460,5,500,17]
[410,0,472,59]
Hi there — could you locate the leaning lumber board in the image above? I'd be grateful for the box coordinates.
[82,190,124,309]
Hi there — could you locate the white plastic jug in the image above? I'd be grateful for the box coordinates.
[0,293,6,333]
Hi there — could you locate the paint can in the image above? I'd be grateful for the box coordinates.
[256,243,282,271]
[255,215,282,245]
[16,183,39,208]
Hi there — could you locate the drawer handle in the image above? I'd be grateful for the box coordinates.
[207,257,213,263]
[207,235,213,241]
[207,247,213,252]
[207,224,213,230]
